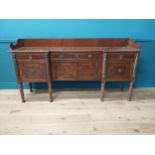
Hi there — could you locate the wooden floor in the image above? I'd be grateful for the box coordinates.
[0,88,155,134]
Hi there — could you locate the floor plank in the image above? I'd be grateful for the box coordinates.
[0,88,155,134]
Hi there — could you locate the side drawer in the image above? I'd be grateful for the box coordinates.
[16,53,45,60]
[51,53,77,60]
[107,53,135,62]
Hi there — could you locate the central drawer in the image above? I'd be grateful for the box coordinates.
[51,53,77,60]
[78,52,100,60]
[50,52,101,61]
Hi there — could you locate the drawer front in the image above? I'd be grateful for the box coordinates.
[51,53,77,60]
[78,52,100,60]
[18,61,47,82]
[106,63,132,81]
[108,53,135,62]
[16,53,45,60]
[52,61,77,80]
[51,52,101,61]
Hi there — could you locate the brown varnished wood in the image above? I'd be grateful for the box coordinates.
[52,61,77,80]
[101,53,107,101]
[12,53,25,103]
[128,53,139,101]
[11,38,140,102]
[12,38,130,48]
[78,60,99,80]
[45,53,53,102]
[105,63,132,81]
[17,60,47,82]
[18,82,25,103]
[50,51,102,81]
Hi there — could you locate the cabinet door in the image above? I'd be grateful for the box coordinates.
[106,63,133,81]
[16,53,48,82]
[52,61,77,80]
[105,52,135,81]
[78,60,100,80]
[18,61,47,82]
[77,52,102,80]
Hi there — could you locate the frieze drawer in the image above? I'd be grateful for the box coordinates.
[16,53,45,60]
[108,53,135,62]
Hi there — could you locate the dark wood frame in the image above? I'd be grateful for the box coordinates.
[10,38,140,102]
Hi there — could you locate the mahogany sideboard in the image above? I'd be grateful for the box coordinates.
[10,38,141,102]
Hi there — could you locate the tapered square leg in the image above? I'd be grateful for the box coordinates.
[48,82,53,102]
[128,81,134,101]
[18,82,25,103]
[101,82,106,101]
[128,53,139,101]
[45,53,53,102]
[29,82,33,92]
[101,53,107,102]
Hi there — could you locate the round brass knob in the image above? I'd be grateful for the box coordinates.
[118,68,122,73]
[30,69,35,74]
[29,54,32,60]
[88,54,92,58]
[60,53,64,58]
[119,54,123,59]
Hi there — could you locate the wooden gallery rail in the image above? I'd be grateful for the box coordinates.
[10,38,141,102]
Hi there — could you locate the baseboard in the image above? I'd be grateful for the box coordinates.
[0,81,155,89]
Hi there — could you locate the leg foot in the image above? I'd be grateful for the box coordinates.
[128,81,134,101]
[19,82,25,103]
[101,82,105,101]
[48,82,53,102]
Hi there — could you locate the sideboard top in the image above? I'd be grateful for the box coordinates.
[10,38,141,53]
